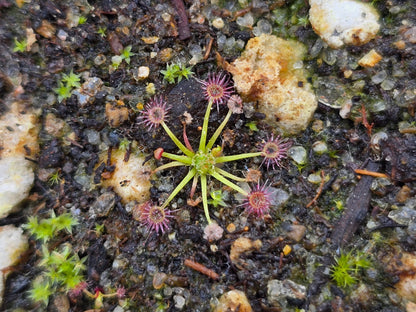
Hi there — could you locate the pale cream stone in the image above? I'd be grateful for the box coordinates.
[0,102,39,159]
[230,237,262,269]
[136,66,150,80]
[99,149,154,204]
[105,103,129,128]
[0,225,28,306]
[384,251,416,303]
[0,102,39,218]
[227,34,317,134]
[212,17,225,29]
[213,290,253,312]
[0,156,35,218]
[309,0,380,49]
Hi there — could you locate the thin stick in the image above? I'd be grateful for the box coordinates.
[354,169,388,179]
[184,259,219,280]
[203,36,214,60]
[306,171,325,208]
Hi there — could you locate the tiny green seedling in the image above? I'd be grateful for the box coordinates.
[29,279,53,306]
[54,70,82,102]
[208,190,227,208]
[333,200,344,211]
[121,45,134,64]
[25,211,78,243]
[97,26,107,37]
[118,138,131,151]
[94,223,105,235]
[62,70,81,88]
[13,38,27,52]
[297,15,309,27]
[330,250,371,288]
[25,211,86,306]
[78,16,87,25]
[54,82,72,102]
[48,171,62,186]
[29,245,86,305]
[39,244,86,289]
[112,45,135,69]
[245,121,259,132]
[161,63,194,84]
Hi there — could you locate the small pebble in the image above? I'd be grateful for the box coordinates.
[396,185,412,203]
[403,26,416,44]
[212,17,224,29]
[394,40,406,50]
[381,78,395,91]
[308,172,325,184]
[94,54,106,66]
[236,13,254,28]
[174,295,186,310]
[158,48,173,62]
[203,222,224,242]
[135,66,150,80]
[267,279,306,308]
[371,70,387,84]
[52,293,70,312]
[288,146,307,165]
[311,119,324,132]
[253,19,272,36]
[286,224,307,242]
[358,49,382,68]
[227,223,236,233]
[283,244,292,256]
[161,12,171,22]
[105,103,129,128]
[89,192,116,217]
[85,129,100,145]
[146,83,156,96]
[213,290,253,312]
[57,29,68,41]
[36,20,56,38]
[312,141,328,155]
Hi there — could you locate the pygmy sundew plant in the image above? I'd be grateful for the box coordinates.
[138,72,291,231]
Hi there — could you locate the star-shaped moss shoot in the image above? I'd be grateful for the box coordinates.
[138,72,291,228]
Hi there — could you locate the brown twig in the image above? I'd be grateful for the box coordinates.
[306,171,325,208]
[354,168,388,179]
[203,36,214,60]
[231,5,253,22]
[170,0,191,40]
[359,104,374,137]
[184,259,219,280]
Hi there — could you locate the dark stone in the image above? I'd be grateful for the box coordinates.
[381,134,416,182]
[87,239,111,282]
[38,139,64,168]
[407,59,416,79]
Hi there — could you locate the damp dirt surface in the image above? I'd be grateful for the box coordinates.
[1,0,416,311]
